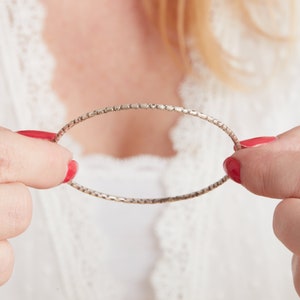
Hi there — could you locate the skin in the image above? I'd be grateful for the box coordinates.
[1,0,183,286]
[2,127,300,292]
[230,126,300,296]
[0,0,299,296]
[0,127,72,285]
[41,0,183,157]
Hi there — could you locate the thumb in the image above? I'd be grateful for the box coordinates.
[0,129,78,189]
[223,126,300,199]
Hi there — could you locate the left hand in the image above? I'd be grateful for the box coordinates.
[223,126,300,296]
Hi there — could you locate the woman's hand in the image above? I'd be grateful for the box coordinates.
[223,126,300,296]
[0,128,77,285]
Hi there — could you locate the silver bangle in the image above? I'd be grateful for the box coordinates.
[54,103,241,204]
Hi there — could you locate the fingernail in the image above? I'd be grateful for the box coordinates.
[234,136,276,151]
[63,160,78,183]
[223,157,241,184]
[17,130,57,141]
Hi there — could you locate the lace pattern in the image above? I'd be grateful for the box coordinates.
[1,0,300,299]
[151,2,300,300]
[5,0,65,130]
[2,1,123,299]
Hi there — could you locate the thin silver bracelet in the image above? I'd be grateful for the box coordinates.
[54,103,241,204]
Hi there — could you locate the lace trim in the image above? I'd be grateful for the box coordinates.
[151,2,300,300]
[6,0,65,130]
[6,1,124,299]
[4,0,300,299]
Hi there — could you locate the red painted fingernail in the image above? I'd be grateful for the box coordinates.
[223,157,241,184]
[234,136,276,151]
[63,160,78,183]
[17,130,57,141]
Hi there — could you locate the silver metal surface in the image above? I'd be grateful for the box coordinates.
[54,103,241,204]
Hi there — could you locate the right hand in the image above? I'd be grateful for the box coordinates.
[0,128,77,285]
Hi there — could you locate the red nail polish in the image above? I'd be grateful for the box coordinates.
[223,157,241,184]
[63,160,78,183]
[234,136,276,151]
[17,130,57,141]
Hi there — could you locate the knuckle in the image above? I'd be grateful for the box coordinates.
[8,184,32,237]
[0,240,14,286]
[273,198,300,255]
[0,128,20,184]
[0,143,13,183]
[273,200,285,240]
[0,183,33,239]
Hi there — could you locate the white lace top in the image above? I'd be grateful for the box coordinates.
[76,155,168,300]
[0,1,300,299]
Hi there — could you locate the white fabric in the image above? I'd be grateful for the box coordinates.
[76,155,168,300]
[0,0,300,299]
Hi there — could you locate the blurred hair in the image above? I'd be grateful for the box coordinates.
[143,0,296,88]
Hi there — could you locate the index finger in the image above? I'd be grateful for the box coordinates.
[0,128,73,188]
[224,126,300,199]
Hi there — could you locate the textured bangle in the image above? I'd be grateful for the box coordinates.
[54,103,241,204]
